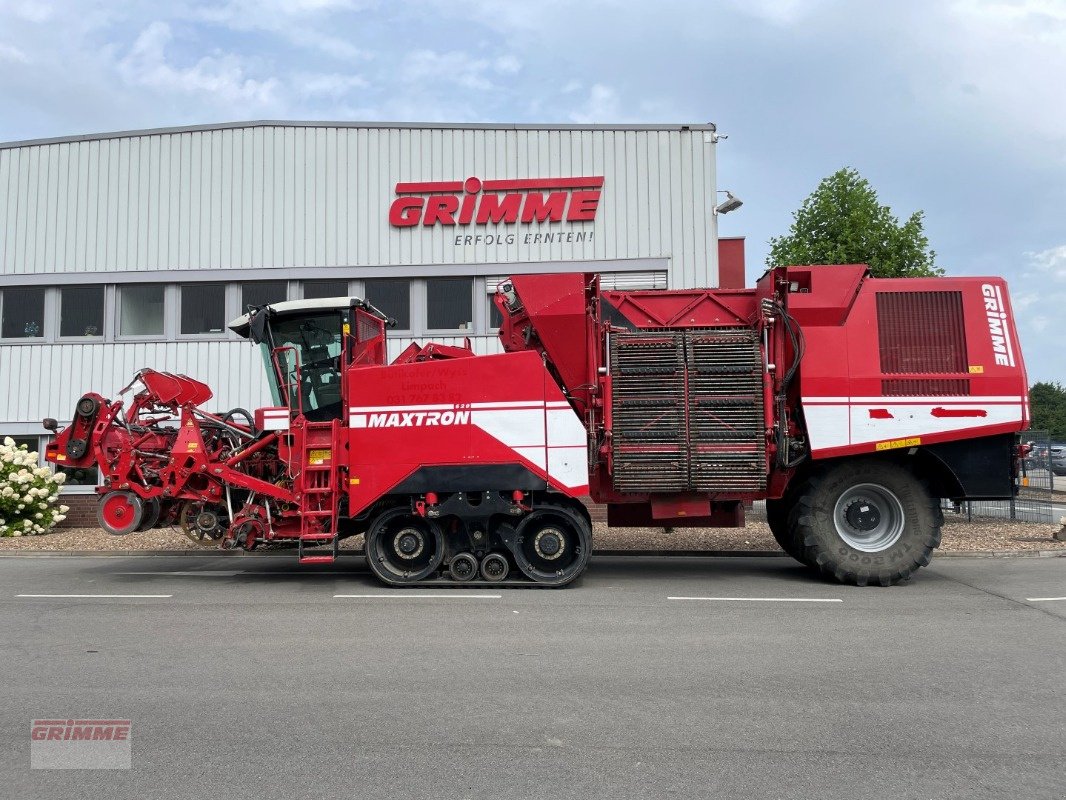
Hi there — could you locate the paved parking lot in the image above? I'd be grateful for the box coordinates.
[2,553,1064,799]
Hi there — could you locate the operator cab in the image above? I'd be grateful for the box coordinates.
[229,297,389,422]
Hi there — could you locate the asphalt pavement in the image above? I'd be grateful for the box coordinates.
[2,553,1065,799]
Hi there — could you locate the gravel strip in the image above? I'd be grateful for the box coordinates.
[1,514,1062,554]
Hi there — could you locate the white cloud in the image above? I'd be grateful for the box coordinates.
[0,42,29,63]
[906,1,1066,161]
[118,21,281,110]
[297,72,368,97]
[401,49,511,91]
[191,0,372,61]
[0,1,53,22]
[729,0,822,25]
[1028,244,1066,280]
[568,84,621,124]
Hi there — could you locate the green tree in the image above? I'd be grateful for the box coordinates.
[767,167,943,277]
[1029,382,1066,440]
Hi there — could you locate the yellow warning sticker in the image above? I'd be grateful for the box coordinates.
[349,477,360,485]
[875,437,921,451]
[968,365,984,374]
[309,448,331,465]
[55,454,67,461]
[187,442,198,451]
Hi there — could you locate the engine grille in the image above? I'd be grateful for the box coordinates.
[609,328,766,494]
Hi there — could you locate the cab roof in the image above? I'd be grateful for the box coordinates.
[228,297,360,338]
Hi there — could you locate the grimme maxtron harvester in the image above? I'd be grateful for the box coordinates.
[44,264,1028,587]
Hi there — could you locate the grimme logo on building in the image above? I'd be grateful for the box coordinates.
[389,176,604,234]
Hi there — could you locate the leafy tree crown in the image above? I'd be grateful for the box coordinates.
[767,167,942,278]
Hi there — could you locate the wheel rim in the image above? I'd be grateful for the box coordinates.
[366,510,444,584]
[99,491,143,535]
[833,483,905,552]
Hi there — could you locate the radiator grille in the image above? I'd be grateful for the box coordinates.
[609,329,766,493]
[882,378,971,396]
[877,291,967,374]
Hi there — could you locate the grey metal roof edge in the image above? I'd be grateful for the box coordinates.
[0,119,717,150]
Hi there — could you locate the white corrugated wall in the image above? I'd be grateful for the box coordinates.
[0,125,717,283]
[0,123,718,431]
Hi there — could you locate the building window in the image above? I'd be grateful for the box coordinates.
[7,436,39,459]
[180,284,226,335]
[426,278,473,331]
[60,286,105,337]
[40,434,99,488]
[119,285,165,336]
[304,280,349,300]
[489,295,503,329]
[1,287,45,338]
[241,281,287,312]
[55,463,99,488]
[364,278,411,330]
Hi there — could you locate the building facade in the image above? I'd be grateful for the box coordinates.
[0,120,737,497]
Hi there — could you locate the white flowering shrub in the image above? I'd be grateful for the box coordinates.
[0,437,69,536]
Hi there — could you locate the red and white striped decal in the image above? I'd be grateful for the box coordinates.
[802,395,1025,452]
[348,400,588,490]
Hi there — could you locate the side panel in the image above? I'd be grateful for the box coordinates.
[345,350,588,515]
[799,276,1028,458]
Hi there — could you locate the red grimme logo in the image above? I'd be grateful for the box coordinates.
[389,176,604,227]
[31,719,131,741]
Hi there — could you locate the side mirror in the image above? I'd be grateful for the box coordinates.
[42,418,59,432]
[249,309,268,344]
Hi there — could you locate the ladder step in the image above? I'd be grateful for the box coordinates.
[300,533,336,541]
[299,555,335,565]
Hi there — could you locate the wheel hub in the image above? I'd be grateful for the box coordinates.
[534,528,565,560]
[394,528,424,560]
[844,500,881,532]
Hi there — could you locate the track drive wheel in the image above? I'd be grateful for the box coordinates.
[512,503,592,587]
[793,459,942,586]
[97,491,144,535]
[365,508,445,585]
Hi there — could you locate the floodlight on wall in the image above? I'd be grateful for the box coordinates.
[714,190,743,215]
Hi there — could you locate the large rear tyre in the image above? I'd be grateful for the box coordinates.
[365,509,445,585]
[765,493,810,566]
[97,491,144,536]
[794,460,942,586]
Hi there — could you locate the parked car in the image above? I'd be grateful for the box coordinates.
[1051,444,1066,476]
[1025,444,1049,470]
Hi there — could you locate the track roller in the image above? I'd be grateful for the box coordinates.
[448,553,479,582]
[365,508,445,585]
[479,552,510,582]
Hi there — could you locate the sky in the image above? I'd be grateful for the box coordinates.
[0,0,1062,383]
